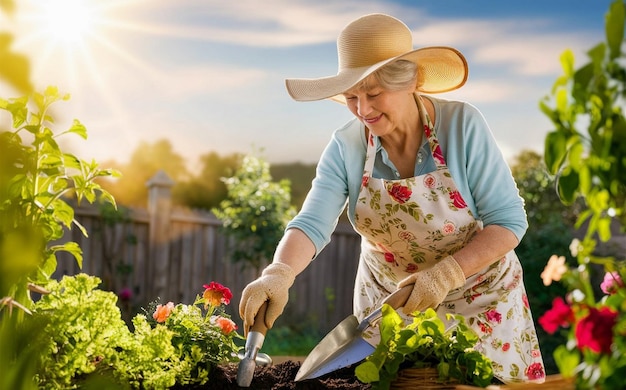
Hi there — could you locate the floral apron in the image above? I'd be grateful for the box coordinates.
[352,94,545,384]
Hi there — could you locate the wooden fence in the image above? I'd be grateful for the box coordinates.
[54,171,361,333]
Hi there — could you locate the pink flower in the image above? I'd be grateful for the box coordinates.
[203,282,233,308]
[600,271,624,295]
[485,309,502,324]
[538,297,574,334]
[575,306,618,354]
[525,362,545,381]
[118,287,132,302]
[215,316,238,334]
[442,222,456,235]
[540,255,568,286]
[405,263,418,273]
[388,183,412,203]
[153,302,175,323]
[449,190,467,209]
[423,174,436,189]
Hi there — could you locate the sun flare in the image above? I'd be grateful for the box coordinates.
[39,0,98,45]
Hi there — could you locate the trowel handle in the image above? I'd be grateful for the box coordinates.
[381,284,413,310]
[250,301,269,336]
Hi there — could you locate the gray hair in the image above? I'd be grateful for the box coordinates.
[350,60,418,92]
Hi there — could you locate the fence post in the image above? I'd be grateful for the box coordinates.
[146,170,175,300]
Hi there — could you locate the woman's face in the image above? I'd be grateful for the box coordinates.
[342,80,416,137]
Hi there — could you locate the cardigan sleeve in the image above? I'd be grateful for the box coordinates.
[285,125,353,257]
[436,98,528,241]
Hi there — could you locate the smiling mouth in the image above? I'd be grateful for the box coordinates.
[364,114,382,124]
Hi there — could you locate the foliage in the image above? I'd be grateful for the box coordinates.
[99,139,188,207]
[139,281,244,386]
[261,322,324,357]
[173,151,243,210]
[355,305,493,390]
[538,1,626,388]
[31,274,243,389]
[32,274,132,389]
[213,154,297,274]
[0,87,119,313]
[541,0,626,240]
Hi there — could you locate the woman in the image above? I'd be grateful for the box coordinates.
[239,13,545,383]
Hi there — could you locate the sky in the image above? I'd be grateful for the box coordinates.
[1,0,617,172]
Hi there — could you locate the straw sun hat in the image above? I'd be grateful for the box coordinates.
[285,13,468,103]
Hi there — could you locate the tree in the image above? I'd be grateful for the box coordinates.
[173,151,242,210]
[100,139,188,207]
[213,155,297,275]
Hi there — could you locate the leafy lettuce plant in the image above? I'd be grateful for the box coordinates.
[32,274,133,389]
[355,305,493,390]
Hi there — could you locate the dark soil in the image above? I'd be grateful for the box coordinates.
[183,360,370,390]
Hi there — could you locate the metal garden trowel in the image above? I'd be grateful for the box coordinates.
[237,301,270,387]
[295,284,412,381]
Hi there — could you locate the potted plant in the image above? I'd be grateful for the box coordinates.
[354,305,493,390]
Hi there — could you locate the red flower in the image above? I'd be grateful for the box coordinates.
[502,342,510,352]
[432,144,445,165]
[575,306,618,354]
[384,252,395,263]
[388,183,412,203]
[215,316,238,334]
[362,175,369,188]
[538,297,574,334]
[203,282,233,308]
[525,362,545,381]
[449,190,467,209]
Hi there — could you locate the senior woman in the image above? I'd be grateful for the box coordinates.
[239,13,545,384]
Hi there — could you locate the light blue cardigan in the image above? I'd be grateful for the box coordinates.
[287,96,528,257]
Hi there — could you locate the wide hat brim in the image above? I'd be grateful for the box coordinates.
[285,46,468,104]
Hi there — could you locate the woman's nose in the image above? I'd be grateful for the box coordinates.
[357,99,372,117]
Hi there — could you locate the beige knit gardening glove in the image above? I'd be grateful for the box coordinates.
[397,255,466,315]
[239,262,296,334]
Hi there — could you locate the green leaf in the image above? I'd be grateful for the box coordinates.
[606,0,625,60]
[559,49,575,78]
[66,119,87,139]
[50,242,83,268]
[355,361,380,383]
[50,198,75,228]
[553,345,580,377]
[544,131,568,174]
[556,167,580,205]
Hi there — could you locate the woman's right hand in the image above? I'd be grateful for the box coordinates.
[239,262,296,335]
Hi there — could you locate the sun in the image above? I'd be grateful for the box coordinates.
[39,0,98,46]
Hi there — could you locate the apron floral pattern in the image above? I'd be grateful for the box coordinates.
[352,93,545,384]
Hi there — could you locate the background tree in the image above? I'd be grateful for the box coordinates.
[213,154,297,276]
[173,151,242,210]
[100,139,188,207]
